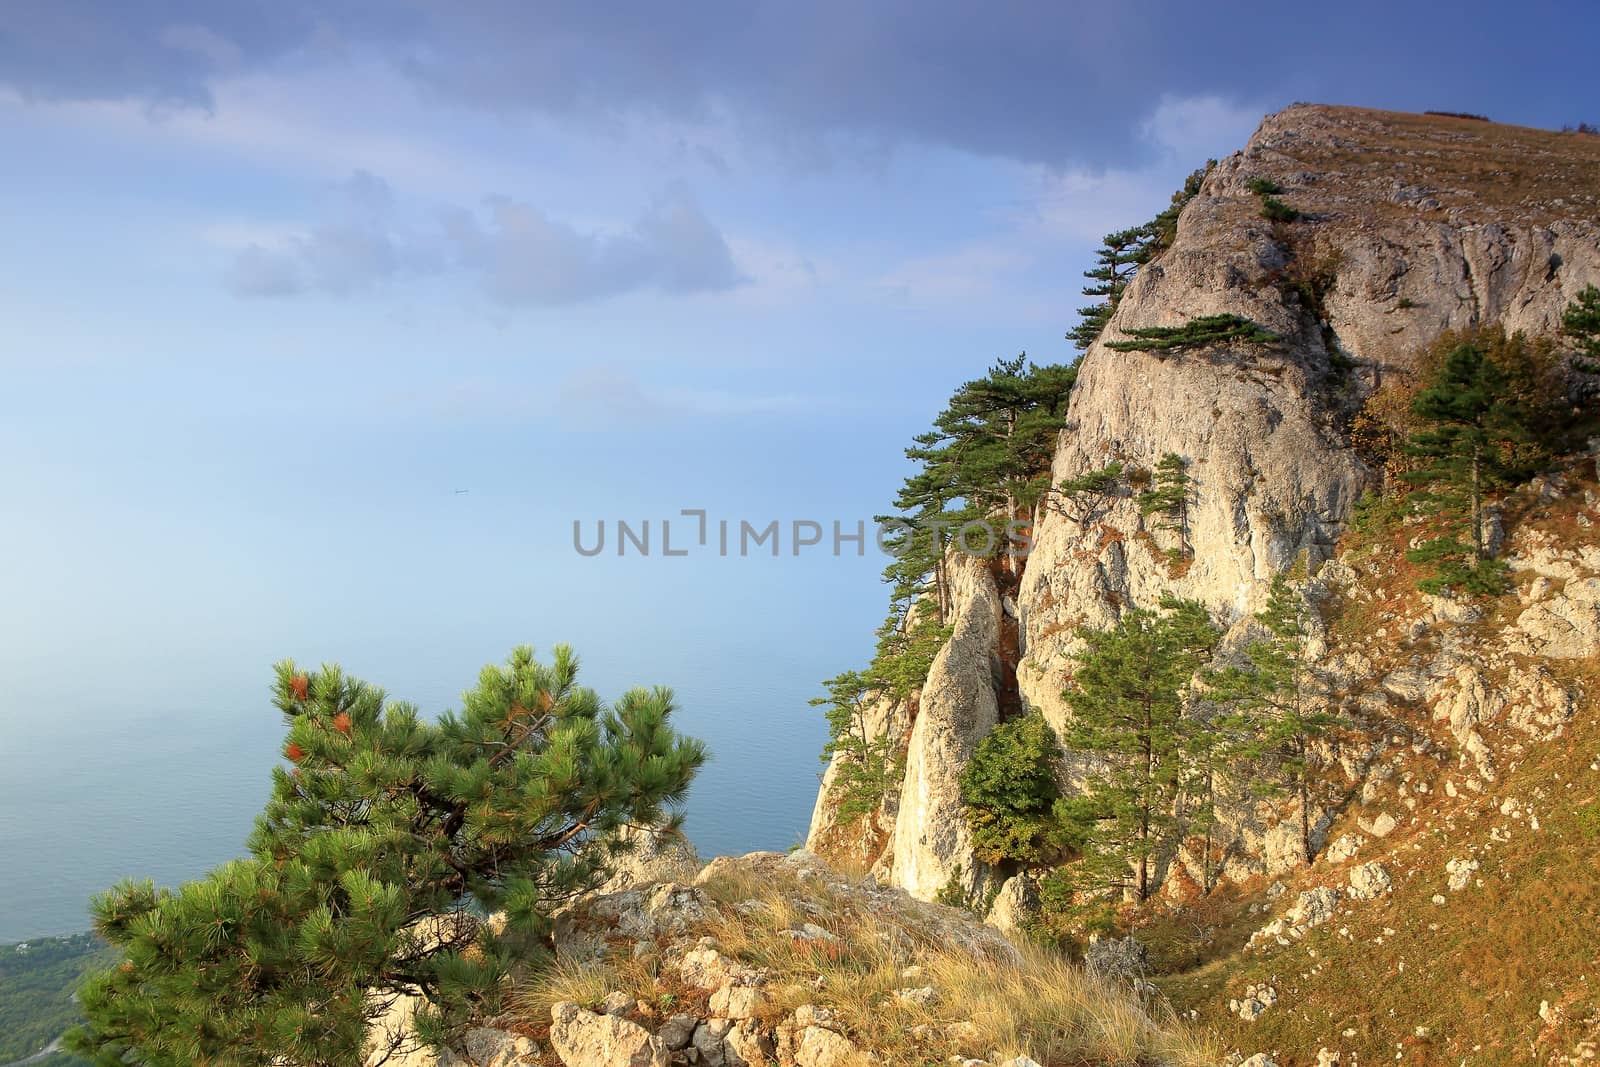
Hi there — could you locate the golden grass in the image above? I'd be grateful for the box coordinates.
[1261,105,1600,227]
[510,861,1219,1066]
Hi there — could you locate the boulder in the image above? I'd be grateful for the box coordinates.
[1288,886,1341,929]
[1347,861,1393,901]
[597,826,703,893]
[795,1025,858,1067]
[549,1002,667,1067]
[460,1027,537,1067]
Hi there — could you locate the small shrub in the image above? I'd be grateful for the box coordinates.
[935,866,971,910]
[1424,110,1490,122]
[1244,177,1283,196]
[1260,195,1299,222]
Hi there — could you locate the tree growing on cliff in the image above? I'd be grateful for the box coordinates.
[1057,600,1220,902]
[1562,284,1600,378]
[812,669,903,825]
[959,713,1072,870]
[917,354,1077,528]
[1049,460,1126,526]
[1207,569,1341,863]
[1067,164,1214,352]
[1068,227,1145,351]
[68,647,705,1067]
[1403,340,1540,596]
[1136,452,1194,558]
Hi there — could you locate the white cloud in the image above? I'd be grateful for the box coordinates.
[443,184,745,307]
[1139,93,1265,164]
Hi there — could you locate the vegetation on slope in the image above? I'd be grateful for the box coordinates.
[0,934,109,1067]
[513,857,1221,1067]
[813,356,1075,835]
[1146,462,1600,1065]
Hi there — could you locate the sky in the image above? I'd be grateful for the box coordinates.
[2,2,1598,889]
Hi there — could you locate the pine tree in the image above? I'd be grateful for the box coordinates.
[1050,461,1125,525]
[1403,341,1536,596]
[68,647,706,1067]
[958,713,1067,869]
[1068,228,1145,351]
[1562,284,1600,378]
[1136,452,1193,556]
[1207,570,1341,864]
[811,670,901,825]
[1057,600,1219,902]
[1065,164,1213,353]
[920,355,1077,529]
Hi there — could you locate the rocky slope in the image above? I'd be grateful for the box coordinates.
[372,848,1216,1067]
[807,104,1600,902]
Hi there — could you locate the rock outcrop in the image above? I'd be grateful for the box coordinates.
[812,104,1600,907]
[1019,105,1600,733]
[382,850,1200,1067]
[884,556,1003,900]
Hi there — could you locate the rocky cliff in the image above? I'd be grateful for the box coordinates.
[808,104,1600,893]
[1018,105,1600,731]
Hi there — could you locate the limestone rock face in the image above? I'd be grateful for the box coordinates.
[806,104,1600,907]
[886,556,1003,900]
[549,1002,668,1067]
[1017,105,1600,734]
[985,875,1038,935]
[805,691,909,860]
[596,826,703,893]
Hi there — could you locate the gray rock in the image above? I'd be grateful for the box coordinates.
[794,1025,857,1067]
[1084,935,1148,983]
[1288,886,1340,929]
[886,557,1003,902]
[549,1002,667,1067]
[1446,857,1479,891]
[1347,861,1393,901]
[655,1014,698,1052]
[459,1027,537,1067]
[597,826,703,893]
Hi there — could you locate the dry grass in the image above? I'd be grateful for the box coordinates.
[1160,697,1600,1066]
[511,861,1219,1067]
[1149,469,1600,1065]
[1259,105,1600,227]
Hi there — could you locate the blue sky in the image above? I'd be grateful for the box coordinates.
[2,3,1598,860]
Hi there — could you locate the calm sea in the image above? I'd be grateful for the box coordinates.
[0,653,833,943]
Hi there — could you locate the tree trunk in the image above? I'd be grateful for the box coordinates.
[1471,446,1484,562]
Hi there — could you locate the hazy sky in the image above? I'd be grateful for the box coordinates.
[3,1,1597,725]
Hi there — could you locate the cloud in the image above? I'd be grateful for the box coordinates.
[221,170,409,298]
[218,172,743,306]
[443,184,745,307]
[224,244,305,297]
[1140,94,1264,164]
[12,3,1584,168]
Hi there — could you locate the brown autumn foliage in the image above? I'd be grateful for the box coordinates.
[1350,325,1569,482]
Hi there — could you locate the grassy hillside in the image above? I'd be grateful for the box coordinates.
[1139,465,1600,1066]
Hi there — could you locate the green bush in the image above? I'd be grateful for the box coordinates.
[1260,194,1299,222]
[959,714,1066,868]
